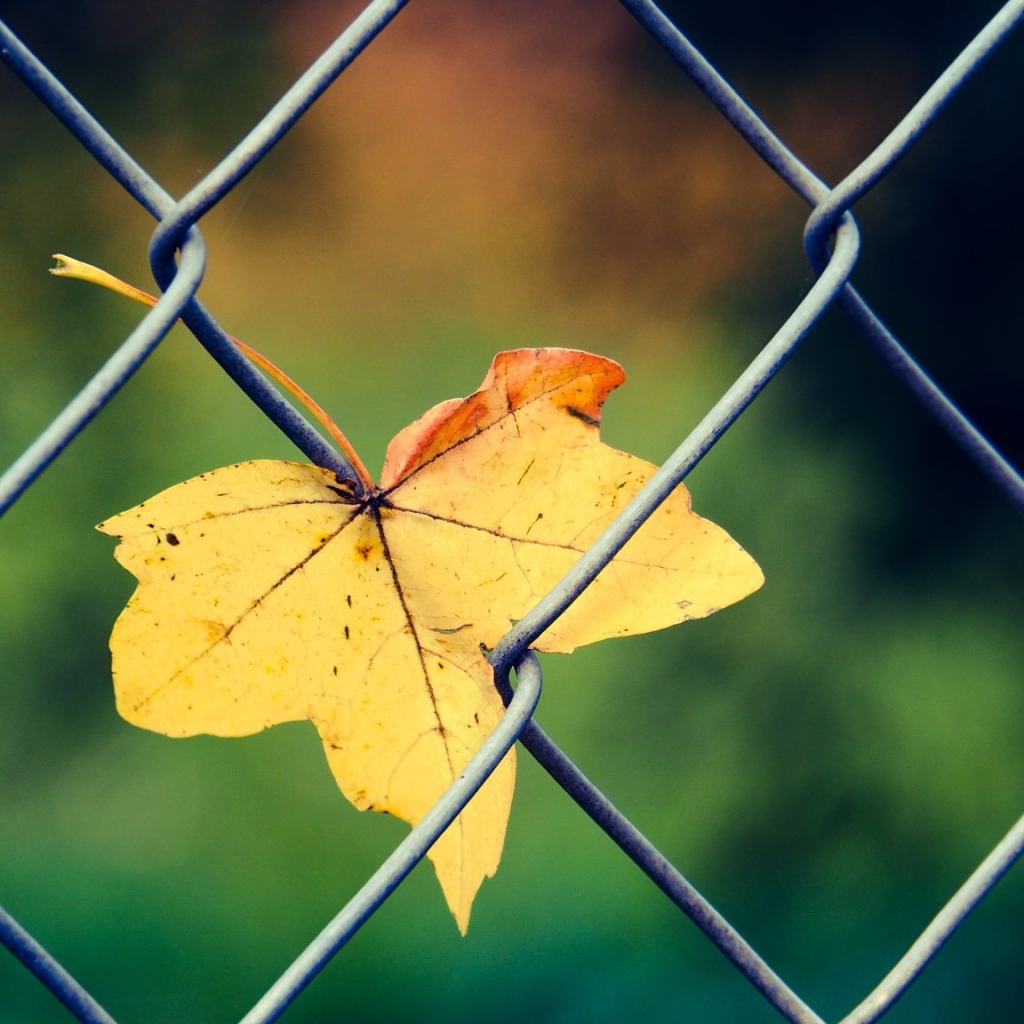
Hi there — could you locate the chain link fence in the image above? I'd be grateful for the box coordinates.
[2,1,1023,1021]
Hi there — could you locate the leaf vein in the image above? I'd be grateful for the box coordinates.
[131,508,363,712]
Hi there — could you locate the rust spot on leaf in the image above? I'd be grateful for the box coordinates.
[204,620,228,643]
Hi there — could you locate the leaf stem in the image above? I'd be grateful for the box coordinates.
[50,254,376,490]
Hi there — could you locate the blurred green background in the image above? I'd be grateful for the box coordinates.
[2,1,1023,1021]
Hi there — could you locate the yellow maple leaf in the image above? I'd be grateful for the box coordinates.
[97,347,763,931]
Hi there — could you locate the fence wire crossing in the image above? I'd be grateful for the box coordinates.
[2,1,1024,1022]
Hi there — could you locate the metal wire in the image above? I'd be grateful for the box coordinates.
[0,20,364,512]
[238,654,543,1024]
[1,1,1022,1021]
[0,907,119,1024]
[623,0,1024,513]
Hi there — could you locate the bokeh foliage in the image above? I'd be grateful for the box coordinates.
[2,1,1023,1021]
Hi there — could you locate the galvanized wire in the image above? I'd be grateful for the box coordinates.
[238,654,543,1024]
[623,0,1024,513]
[1,1,1022,1022]
[0,17,367,513]
[0,906,119,1024]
